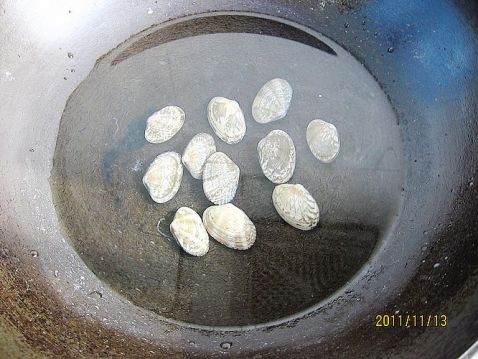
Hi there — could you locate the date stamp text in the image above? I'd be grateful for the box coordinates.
[375,314,447,328]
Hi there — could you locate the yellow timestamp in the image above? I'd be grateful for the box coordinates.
[375,314,447,328]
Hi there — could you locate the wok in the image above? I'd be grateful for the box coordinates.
[1,0,477,357]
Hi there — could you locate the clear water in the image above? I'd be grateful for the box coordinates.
[51,15,404,327]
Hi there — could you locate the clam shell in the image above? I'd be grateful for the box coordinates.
[203,203,256,250]
[203,152,240,205]
[170,207,209,256]
[272,184,319,231]
[143,152,183,203]
[257,129,296,184]
[306,119,340,163]
[207,97,246,144]
[144,106,185,144]
[182,133,216,179]
[252,78,293,124]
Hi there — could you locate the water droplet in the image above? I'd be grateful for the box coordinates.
[88,290,103,299]
[344,22,349,28]
[67,52,74,59]
[0,248,9,258]
[54,270,59,277]
[433,263,440,268]
[220,342,232,350]
[387,47,395,53]
[30,250,39,257]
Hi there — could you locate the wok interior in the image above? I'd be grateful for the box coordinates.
[50,15,403,327]
[1,2,477,357]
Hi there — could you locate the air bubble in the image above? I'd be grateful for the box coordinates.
[220,342,232,350]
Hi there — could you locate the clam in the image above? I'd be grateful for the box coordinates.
[144,106,185,144]
[182,133,216,179]
[203,152,240,205]
[252,78,293,124]
[143,152,183,203]
[207,97,246,144]
[203,203,256,250]
[306,119,340,163]
[257,129,296,184]
[272,184,319,231]
[170,207,209,256]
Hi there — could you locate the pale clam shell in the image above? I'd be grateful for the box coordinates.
[252,78,293,124]
[144,106,185,144]
[143,152,183,203]
[203,203,256,250]
[257,129,296,184]
[202,152,240,205]
[170,207,209,256]
[272,184,319,231]
[207,97,246,144]
[182,133,216,179]
[306,119,340,163]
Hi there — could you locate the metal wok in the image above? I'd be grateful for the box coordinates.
[0,0,477,357]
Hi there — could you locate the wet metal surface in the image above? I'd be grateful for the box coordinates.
[0,0,477,357]
[50,15,402,326]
